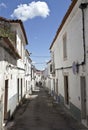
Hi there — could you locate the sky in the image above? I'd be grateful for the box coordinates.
[0,0,71,70]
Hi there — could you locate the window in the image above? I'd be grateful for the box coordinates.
[63,33,67,60]
[50,64,52,73]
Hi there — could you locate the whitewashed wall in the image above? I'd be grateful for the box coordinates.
[8,70,18,115]
[50,0,88,126]
[0,42,18,129]
[25,52,32,94]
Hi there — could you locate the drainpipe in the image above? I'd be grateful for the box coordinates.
[79,3,88,65]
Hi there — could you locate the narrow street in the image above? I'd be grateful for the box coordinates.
[6,87,87,130]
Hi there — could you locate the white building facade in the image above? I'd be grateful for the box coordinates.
[45,61,52,94]
[0,17,29,129]
[25,49,32,94]
[0,36,20,129]
[50,0,88,127]
[10,20,28,104]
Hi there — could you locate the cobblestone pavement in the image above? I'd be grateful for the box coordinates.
[5,87,88,130]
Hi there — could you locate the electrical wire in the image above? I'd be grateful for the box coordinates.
[32,62,47,64]
[30,55,50,58]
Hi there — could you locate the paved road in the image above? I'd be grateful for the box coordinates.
[6,87,88,130]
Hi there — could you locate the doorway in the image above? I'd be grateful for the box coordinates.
[53,79,55,93]
[56,78,58,95]
[4,80,8,120]
[80,76,86,119]
[26,80,27,92]
[17,78,19,102]
[21,78,23,99]
[64,75,69,105]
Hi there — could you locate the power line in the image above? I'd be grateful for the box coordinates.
[32,62,47,64]
[30,55,50,58]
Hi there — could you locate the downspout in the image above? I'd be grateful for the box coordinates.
[79,3,88,65]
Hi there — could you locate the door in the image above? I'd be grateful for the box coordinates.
[53,79,55,93]
[17,79,19,102]
[21,78,23,99]
[0,95,3,129]
[64,76,69,105]
[4,80,8,120]
[80,76,86,119]
[26,80,27,92]
[56,78,58,95]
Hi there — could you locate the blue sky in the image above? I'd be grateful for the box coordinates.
[0,0,71,70]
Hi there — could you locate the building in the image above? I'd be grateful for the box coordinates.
[0,36,20,129]
[31,65,36,91]
[44,60,52,94]
[25,49,32,94]
[10,19,28,104]
[0,17,28,129]
[49,0,88,127]
[35,69,43,85]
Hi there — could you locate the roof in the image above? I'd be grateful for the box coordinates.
[49,0,78,50]
[10,20,28,45]
[35,69,43,74]
[0,16,9,22]
[0,36,21,59]
[25,49,32,62]
[29,57,32,62]
[0,17,28,45]
[26,49,31,56]
[47,60,51,64]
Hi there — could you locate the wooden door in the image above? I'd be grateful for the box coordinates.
[4,80,8,120]
[56,79,58,95]
[64,76,69,105]
[80,76,86,119]
[21,79,23,99]
[17,79,19,102]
